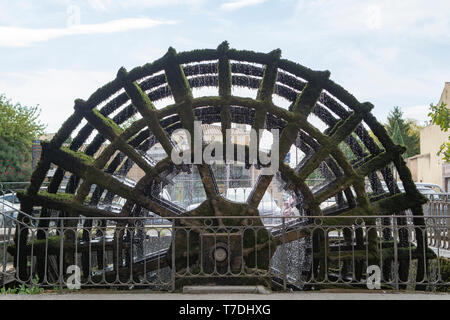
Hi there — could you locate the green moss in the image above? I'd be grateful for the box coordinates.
[292,83,322,115]
[252,108,267,135]
[256,49,280,102]
[228,48,275,65]
[217,40,229,55]
[277,58,319,85]
[7,236,67,256]
[127,56,166,81]
[382,247,437,260]
[314,176,354,204]
[370,193,427,215]
[355,151,401,176]
[192,96,225,107]
[117,72,173,154]
[217,43,231,98]
[164,48,193,102]
[437,257,450,292]
[176,48,219,64]
[228,96,267,114]
[81,78,122,110]
[176,106,196,147]
[50,111,84,148]
[278,122,301,158]
[330,112,365,144]
[38,191,75,203]
[91,108,123,136]
[321,217,364,226]
[26,157,51,196]
[18,42,429,287]
[322,79,363,112]
[60,146,94,166]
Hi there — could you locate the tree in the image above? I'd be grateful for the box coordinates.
[385,106,421,158]
[391,120,405,149]
[0,137,31,182]
[0,94,46,182]
[428,102,450,161]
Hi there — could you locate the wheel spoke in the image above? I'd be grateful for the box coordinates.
[40,142,176,219]
[164,47,219,198]
[75,100,154,174]
[218,42,232,158]
[248,71,329,207]
[118,67,174,156]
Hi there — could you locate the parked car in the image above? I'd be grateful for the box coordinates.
[402,182,444,194]
[0,192,20,227]
[94,187,173,225]
[228,187,283,224]
[316,181,447,213]
[186,188,282,225]
[378,181,444,195]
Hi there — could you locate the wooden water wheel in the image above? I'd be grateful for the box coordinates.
[13,41,430,289]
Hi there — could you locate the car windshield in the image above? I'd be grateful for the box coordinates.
[261,193,274,203]
[225,188,277,206]
[226,188,251,202]
[0,194,20,204]
[418,188,436,195]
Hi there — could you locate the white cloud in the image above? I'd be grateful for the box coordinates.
[292,0,450,40]
[365,5,382,30]
[220,0,266,11]
[0,18,177,47]
[87,0,112,11]
[88,0,112,11]
[403,105,431,124]
[123,0,203,7]
[87,0,204,10]
[0,69,114,132]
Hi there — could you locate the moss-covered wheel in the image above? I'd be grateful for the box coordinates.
[14,41,429,289]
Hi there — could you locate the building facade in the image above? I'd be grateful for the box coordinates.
[406,82,450,191]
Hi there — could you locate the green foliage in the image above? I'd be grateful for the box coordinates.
[391,120,405,148]
[428,102,450,162]
[437,257,450,292]
[0,94,46,182]
[0,275,44,295]
[385,106,421,158]
[0,137,32,182]
[0,95,46,152]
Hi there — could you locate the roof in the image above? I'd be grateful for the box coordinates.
[438,82,450,106]
[39,133,56,141]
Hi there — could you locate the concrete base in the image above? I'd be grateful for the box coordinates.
[1,290,449,300]
[183,285,271,294]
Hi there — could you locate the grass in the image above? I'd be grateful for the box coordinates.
[437,257,450,292]
[1,275,44,295]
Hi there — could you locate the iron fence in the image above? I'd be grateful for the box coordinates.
[1,212,449,291]
[1,184,449,292]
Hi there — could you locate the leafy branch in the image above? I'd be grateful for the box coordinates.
[428,102,450,161]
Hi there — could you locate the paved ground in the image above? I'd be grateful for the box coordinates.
[1,289,449,300]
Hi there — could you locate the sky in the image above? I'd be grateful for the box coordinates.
[0,0,449,133]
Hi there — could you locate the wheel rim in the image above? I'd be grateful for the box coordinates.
[15,41,428,284]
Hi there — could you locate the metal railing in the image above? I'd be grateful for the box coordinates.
[1,184,449,292]
[1,212,449,291]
